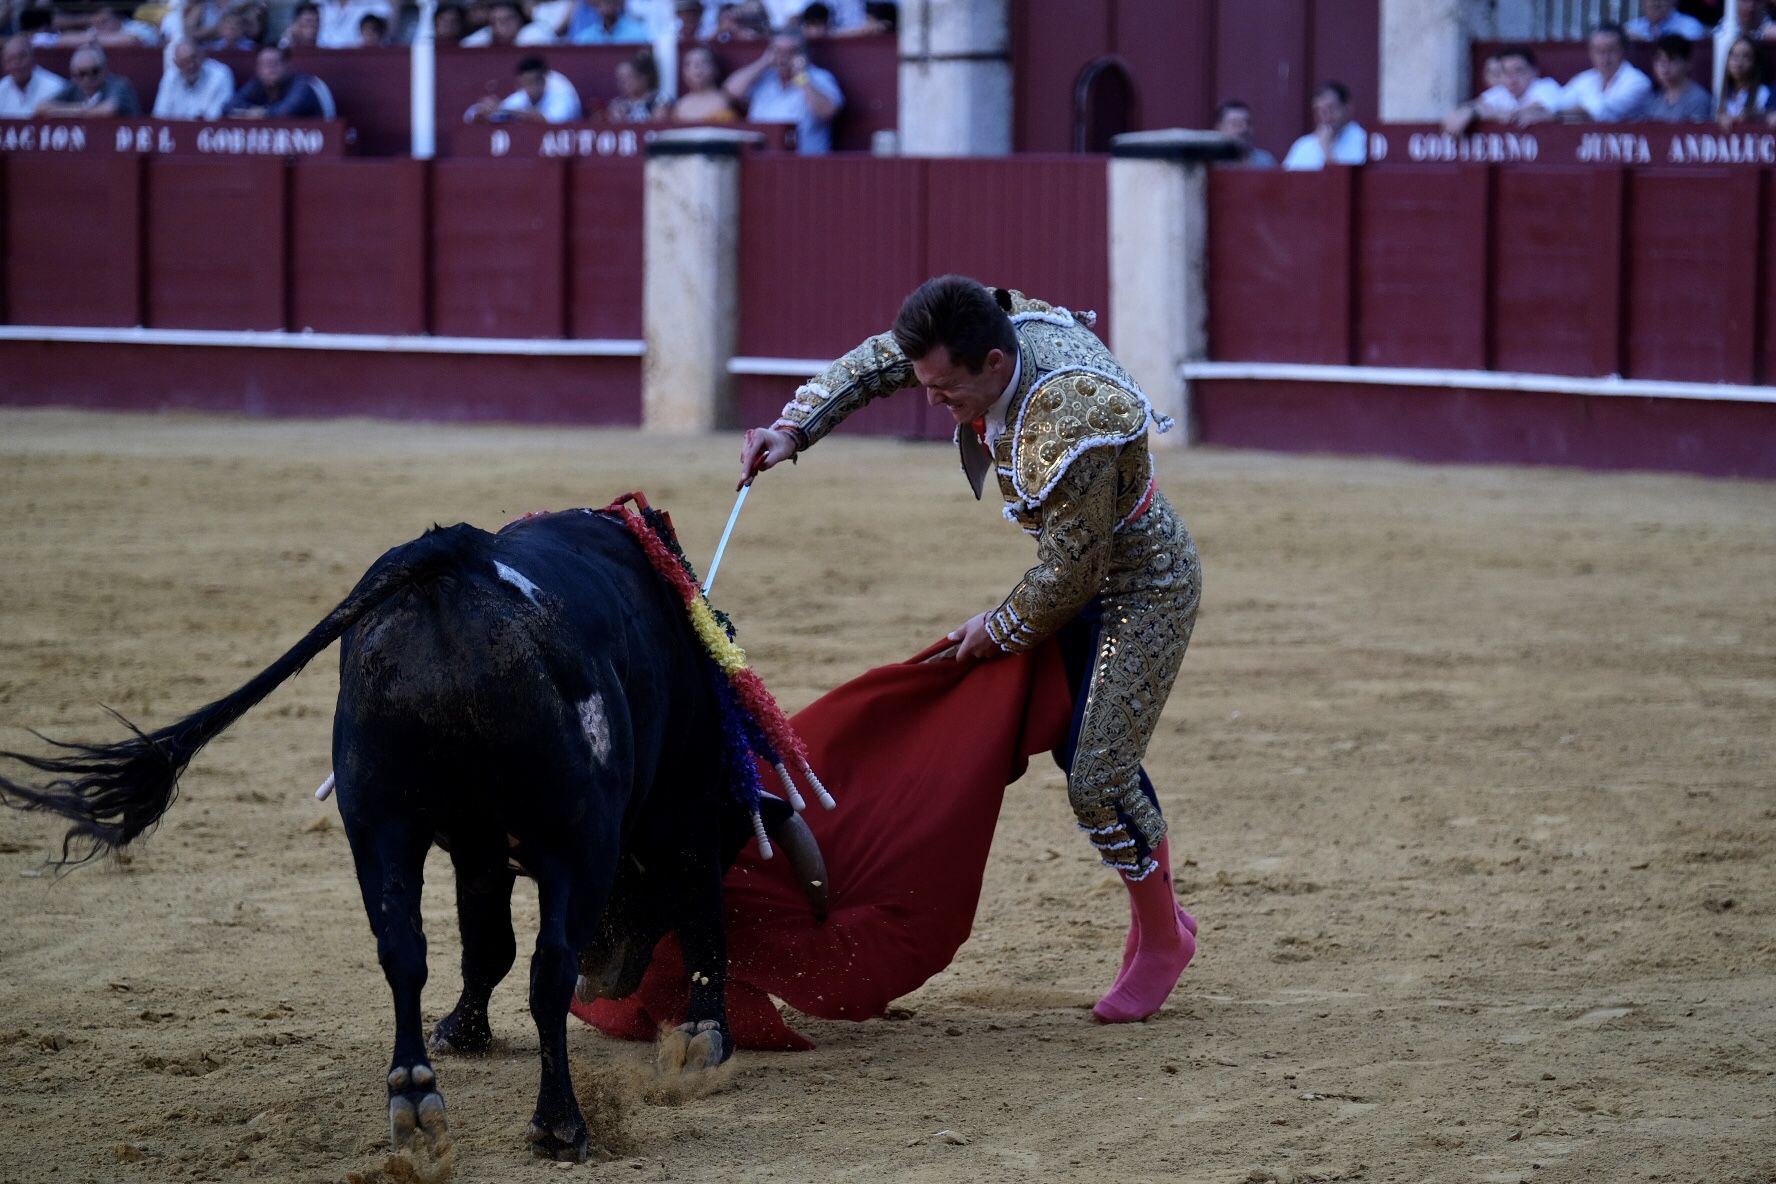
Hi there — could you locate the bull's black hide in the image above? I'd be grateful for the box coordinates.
[1,509,793,1162]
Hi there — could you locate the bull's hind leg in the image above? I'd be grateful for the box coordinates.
[523,860,604,1162]
[429,851,517,1056]
[344,812,448,1153]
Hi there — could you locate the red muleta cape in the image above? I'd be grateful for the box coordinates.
[571,637,1073,1050]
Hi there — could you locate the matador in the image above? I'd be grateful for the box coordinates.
[739,275,1202,1023]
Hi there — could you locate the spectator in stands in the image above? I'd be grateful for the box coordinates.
[281,1,321,46]
[1478,51,1504,94]
[1282,80,1366,169]
[162,1,221,47]
[568,0,645,43]
[713,0,768,41]
[606,48,662,121]
[433,2,467,41]
[1522,24,1652,122]
[316,0,391,48]
[461,0,551,45]
[725,28,842,153]
[1733,0,1776,36]
[358,10,388,42]
[0,33,61,115]
[89,5,161,46]
[799,2,831,37]
[466,53,580,121]
[1212,99,1275,167]
[206,7,259,49]
[37,45,141,114]
[1637,32,1715,117]
[1717,33,1770,120]
[224,44,324,116]
[1444,44,1563,131]
[18,8,57,46]
[672,43,735,121]
[1627,0,1709,39]
[153,37,234,117]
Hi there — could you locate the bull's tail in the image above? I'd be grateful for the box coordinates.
[0,524,487,865]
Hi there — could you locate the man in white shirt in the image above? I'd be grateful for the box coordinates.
[152,39,235,119]
[1525,24,1653,123]
[0,34,63,116]
[465,55,581,123]
[316,0,392,48]
[1444,44,1565,131]
[1626,0,1709,40]
[1282,80,1367,169]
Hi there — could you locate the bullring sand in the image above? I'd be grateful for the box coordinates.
[0,409,1771,1184]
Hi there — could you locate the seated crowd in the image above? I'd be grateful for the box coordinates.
[0,0,885,151]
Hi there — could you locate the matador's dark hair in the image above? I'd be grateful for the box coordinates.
[891,275,1018,374]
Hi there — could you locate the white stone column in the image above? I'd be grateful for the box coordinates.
[1108,130,1240,447]
[642,129,755,433]
[896,0,1011,156]
[1380,0,1469,122]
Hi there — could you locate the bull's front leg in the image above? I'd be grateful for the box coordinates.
[524,865,591,1162]
[662,838,733,1073]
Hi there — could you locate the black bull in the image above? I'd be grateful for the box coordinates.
[0,509,827,1162]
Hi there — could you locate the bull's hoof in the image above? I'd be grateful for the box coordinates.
[387,1062,448,1152]
[525,1117,589,1163]
[428,1005,493,1056]
[658,1019,732,1074]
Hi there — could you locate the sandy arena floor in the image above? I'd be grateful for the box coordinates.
[0,409,1772,1184]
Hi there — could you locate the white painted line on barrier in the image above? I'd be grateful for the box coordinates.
[0,325,645,357]
[727,356,829,376]
[1180,360,1776,406]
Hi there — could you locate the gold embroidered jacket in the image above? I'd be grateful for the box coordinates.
[774,290,1184,654]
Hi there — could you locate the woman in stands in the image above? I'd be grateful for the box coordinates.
[1717,34,1770,124]
[606,49,664,122]
[671,44,736,123]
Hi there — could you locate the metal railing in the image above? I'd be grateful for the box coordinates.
[1521,0,1638,39]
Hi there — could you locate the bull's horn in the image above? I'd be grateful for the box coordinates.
[763,810,828,923]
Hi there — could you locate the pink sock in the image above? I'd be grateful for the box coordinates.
[1106,839,1196,993]
[1094,839,1196,1023]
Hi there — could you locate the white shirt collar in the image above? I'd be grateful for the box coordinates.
[982,349,1022,451]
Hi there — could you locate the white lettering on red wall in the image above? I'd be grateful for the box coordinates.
[0,123,88,152]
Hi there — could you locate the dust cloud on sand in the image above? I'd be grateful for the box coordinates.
[0,410,1772,1183]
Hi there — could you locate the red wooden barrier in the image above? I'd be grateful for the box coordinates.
[566,158,644,340]
[1622,168,1760,384]
[1352,167,1487,369]
[1762,172,1776,386]
[429,158,567,338]
[1209,164,1772,388]
[1207,167,1353,365]
[145,157,286,330]
[1192,378,1776,478]
[2,156,142,327]
[1491,168,1624,377]
[290,158,428,334]
[735,156,1114,439]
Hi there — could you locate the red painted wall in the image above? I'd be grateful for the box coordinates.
[735,155,1111,439]
[2,156,143,327]
[1209,164,1776,386]
[1014,0,1380,159]
[1193,378,1776,479]
[290,159,429,334]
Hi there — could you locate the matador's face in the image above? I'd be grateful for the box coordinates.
[912,345,1015,425]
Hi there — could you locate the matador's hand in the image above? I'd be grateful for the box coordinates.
[941,611,1003,662]
[738,426,798,490]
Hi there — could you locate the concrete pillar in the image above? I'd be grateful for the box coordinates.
[896,0,1011,156]
[1108,130,1241,447]
[642,129,756,433]
[1379,0,1468,122]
